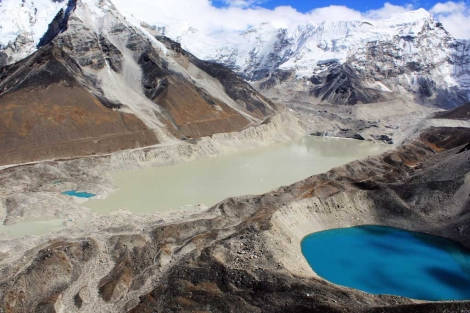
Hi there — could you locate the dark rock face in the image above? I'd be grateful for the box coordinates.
[418,77,435,98]
[193,59,275,118]
[310,63,385,105]
[372,134,394,145]
[0,52,7,67]
[37,0,77,48]
[138,51,169,99]
[258,69,293,90]
[0,46,78,93]
[53,16,115,71]
[99,35,123,72]
[73,293,83,309]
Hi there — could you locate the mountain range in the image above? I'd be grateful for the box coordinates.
[2,1,470,108]
[154,7,470,107]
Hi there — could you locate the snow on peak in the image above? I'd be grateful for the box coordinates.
[113,5,436,80]
[0,0,463,95]
[0,0,67,47]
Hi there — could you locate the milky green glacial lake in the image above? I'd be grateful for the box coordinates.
[86,136,389,214]
[0,219,64,238]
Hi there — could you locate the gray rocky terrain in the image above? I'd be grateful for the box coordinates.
[0,118,469,312]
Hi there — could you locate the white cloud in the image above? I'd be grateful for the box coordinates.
[306,5,363,22]
[111,0,470,39]
[431,1,466,14]
[431,1,470,39]
[365,2,414,19]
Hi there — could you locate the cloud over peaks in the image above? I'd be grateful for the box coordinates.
[111,0,470,39]
[431,1,470,39]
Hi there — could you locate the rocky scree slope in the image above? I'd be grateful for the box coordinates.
[0,126,469,313]
[0,0,276,166]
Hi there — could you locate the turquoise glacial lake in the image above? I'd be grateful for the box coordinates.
[301,225,470,301]
[62,190,96,198]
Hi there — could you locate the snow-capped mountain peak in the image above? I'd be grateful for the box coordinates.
[0,0,469,107]
[154,9,436,79]
[0,0,70,64]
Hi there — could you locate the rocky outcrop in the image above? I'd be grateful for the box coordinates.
[1,239,97,313]
[37,0,77,48]
[309,62,385,105]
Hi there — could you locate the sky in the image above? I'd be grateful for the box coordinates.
[211,0,440,11]
[113,0,470,39]
[212,0,470,13]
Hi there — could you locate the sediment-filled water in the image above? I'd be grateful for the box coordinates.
[301,225,470,301]
[86,136,389,214]
[0,219,64,238]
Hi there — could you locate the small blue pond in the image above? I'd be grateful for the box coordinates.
[62,190,96,199]
[301,225,470,301]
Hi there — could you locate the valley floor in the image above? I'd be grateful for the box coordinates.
[0,110,469,313]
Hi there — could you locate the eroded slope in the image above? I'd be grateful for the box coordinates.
[0,46,158,165]
[0,0,277,166]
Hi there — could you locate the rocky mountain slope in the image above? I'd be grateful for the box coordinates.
[3,0,470,148]
[0,0,276,166]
